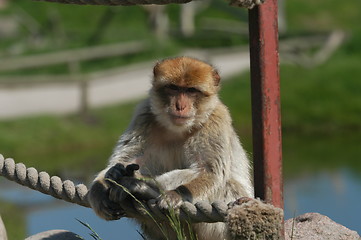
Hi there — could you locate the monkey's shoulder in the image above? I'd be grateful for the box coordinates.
[206,102,233,128]
[130,99,157,126]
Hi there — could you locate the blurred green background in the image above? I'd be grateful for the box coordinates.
[0,0,360,239]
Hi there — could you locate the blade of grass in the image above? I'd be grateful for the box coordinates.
[76,218,103,240]
[105,178,169,240]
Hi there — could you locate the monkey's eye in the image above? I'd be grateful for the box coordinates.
[186,87,200,94]
[166,84,179,91]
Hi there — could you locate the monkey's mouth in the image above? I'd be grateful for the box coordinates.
[169,114,192,125]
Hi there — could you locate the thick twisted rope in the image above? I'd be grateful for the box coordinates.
[33,0,192,6]
[0,154,90,207]
[33,0,264,8]
[0,154,228,223]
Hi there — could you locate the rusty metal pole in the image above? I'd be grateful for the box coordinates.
[248,0,283,209]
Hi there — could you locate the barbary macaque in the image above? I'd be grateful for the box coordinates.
[88,56,254,240]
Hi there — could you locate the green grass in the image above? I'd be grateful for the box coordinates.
[1,0,247,51]
[106,178,197,240]
[222,38,361,134]
[0,0,248,77]
[0,200,26,240]
[0,101,138,173]
[77,219,103,240]
[2,0,360,77]
[286,0,361,33]
[3,2,150,48]
[221,33,361,176]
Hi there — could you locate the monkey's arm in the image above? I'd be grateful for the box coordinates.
[157,132,229,209]
[155,162,224,209]
[88,133,146,219]
[88,101,154,220]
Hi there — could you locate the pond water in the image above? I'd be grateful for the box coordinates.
[284,169,361,232]
[0,180,142,239]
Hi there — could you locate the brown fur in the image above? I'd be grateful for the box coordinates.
[153,57,220,95]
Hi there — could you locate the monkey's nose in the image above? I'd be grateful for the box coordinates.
[176,103,187,111]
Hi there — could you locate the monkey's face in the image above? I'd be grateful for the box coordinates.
[150,57,221,133]
[158,84,203,124]
[153,84,200,130]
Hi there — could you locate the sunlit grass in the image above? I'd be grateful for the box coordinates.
[0,200,26,240]
[105,178,197,240]
[77,219,103,240]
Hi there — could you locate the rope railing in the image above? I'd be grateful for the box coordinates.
[0,154,283,239]
[0,154,89,207]
[33,0,264,8]
[33,0,191,6]
[0,154,228,223]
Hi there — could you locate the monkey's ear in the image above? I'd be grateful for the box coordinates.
[213,70,221,86]
[153,63,160,77]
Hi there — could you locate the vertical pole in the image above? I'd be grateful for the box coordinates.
[248,0,283,209]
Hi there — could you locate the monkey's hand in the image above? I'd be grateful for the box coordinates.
[157,190,183,210]
[87,180,125,221]
[87,163,140,220]
[106,163,140,181]
[107,176,160,203]
[105,163,160,205]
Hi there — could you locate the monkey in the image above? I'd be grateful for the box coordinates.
[87,56,254,240]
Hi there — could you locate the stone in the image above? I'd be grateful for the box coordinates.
[25,230,83,240]
[226,197,283,240]
[284,212,360,240]
[0,215,7,240]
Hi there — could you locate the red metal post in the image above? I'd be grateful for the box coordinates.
[248,0,283,209]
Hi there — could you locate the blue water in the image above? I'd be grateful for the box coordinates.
[284,169,361,234]
[1,168,360,238]
[28,205,141,240]
[0,181,141,239]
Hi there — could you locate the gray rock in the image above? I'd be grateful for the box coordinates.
[25,230,83,240]
[284,212,360,240]
[0,215,7,240]
[21,212,361,240]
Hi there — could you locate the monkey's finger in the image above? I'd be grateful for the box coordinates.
[109,187,128,203]
[103,200,125,219]
[106,203,126,219]
[125,164,140,176]
[112,163,128,175]
[132,185,160,200]
[105,166,126,182]
[110,208,125,219]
